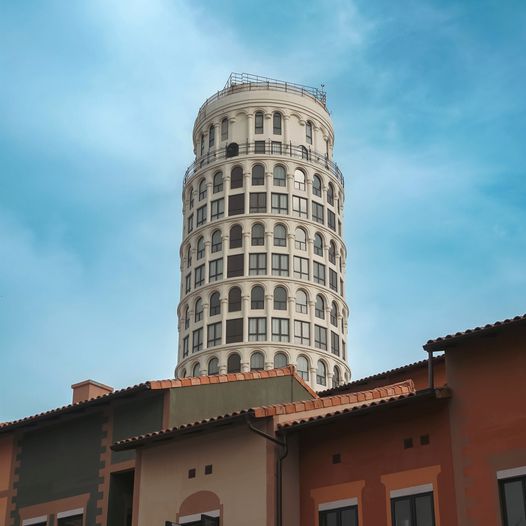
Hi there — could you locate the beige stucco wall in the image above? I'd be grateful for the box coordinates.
[136,423,270,526]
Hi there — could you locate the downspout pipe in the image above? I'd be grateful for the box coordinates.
[427,350,435,390]
[245,416,288,526]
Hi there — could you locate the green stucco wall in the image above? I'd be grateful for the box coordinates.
[14,411,104,526]
[169,375,313,427]
[111,392,164,464]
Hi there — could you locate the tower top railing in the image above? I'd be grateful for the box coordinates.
[195,73,328,123]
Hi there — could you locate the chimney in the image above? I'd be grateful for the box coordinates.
[71,380,114,404]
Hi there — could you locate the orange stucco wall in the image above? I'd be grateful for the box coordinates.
[446,326,526,526]
[296,397,457,526]
[0,435,14,526]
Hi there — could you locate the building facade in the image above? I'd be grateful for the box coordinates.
[176,73,351,389]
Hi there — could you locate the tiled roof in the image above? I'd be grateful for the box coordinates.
[318,356,444,397]
[0,382,151,432]
[112,410,253,451]
[1,366,314,433]
[424,313,526,351]
[111,380,415,451]
[278,387,446,431]
[148,365,318,398]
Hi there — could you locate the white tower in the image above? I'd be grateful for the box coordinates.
[175,73,350,390]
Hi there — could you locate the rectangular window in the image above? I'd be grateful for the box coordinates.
[249,253,267,275]
[313,262,326,285]
[312,202,324,224]
[254,140,266,153]
[185,273,191,294]
[331,331,340,356]
[271,193,288,214]
[226,318,243,344]
[272,318,289,342]
[272,254,289,276]
[207,322,222,347]
[315,325,327,350]
[194,265,205,288]
[210,199,224,220]
[273,113,282,135]
[249,318,267,341]
[250,193,267,213]
[183,336,189,357]
[292,196,308,218]
[319,505,358,526]
[255,112,264,134]
[294,256,309,280]
[187,214,194,233]
[329,269,338,292]
[328,210,336,231]
[197,205,207,226]
[271,141,282,154]
[209,258,223,282]
[227,254,244,278]
[228,194,245,216]
[192,328,203,353]
[500,474,526,526]
[221,119,228,141]
[392,492,435,526]
[294,320,310,345]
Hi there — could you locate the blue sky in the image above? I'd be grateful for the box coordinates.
[1,0,525,421]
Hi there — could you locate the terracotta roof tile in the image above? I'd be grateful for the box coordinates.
[318,356,445,397]
[424,313,526,351]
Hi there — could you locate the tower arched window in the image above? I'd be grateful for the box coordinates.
[273,112,282,135]
[274,287,287,310]
[295,290,308,314]
[312,175,322,197]
[274,352,288,368]
[229,225,242,248]
[329,241,336,264]
[221,118,228,141]
[300,145,308,160]
[273,224,287,247]
[332,366,341,388]
[228,287,242,312]
[184,305,190,329]
[209,125,215,149]
[315,295,325,319]
[316,360,327,386]
[192,363,201,377]
[213,172,223,193]
[226,142,239,158]
[314,233,324,256]
[188,188,194,209]
[251,223,264,246]
[198,179,207,201]
[251,286,264,309]
[200,134,205,156]
[210,292,220,316]
[231,166,243,189]
[211,230,222,253]
[227,353,241,373]
[186,245,192,267]
[196,237,205,260]
[208,357,219,375]
[295,228,307,251]
[273,165,286,187]
[306,121,313,144]
[327,183,335,206]
[251,352,265,371]
[254,111,264,134]
[252,164,265,186]
[194,298,203,322]
[297,356,309,381]
[330,302,338,326]
[294,169,306,190]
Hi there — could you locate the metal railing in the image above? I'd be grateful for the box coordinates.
[196,72,327,122]
[183,141,344,186]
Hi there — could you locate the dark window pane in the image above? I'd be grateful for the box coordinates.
[503,479,526,526]
[415,494,435,526]
[227,254,244,278]
[393,498,412,526]
[229,194,245,216]
[226,319,243,344]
